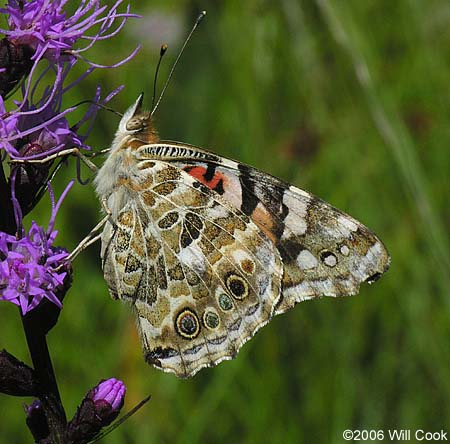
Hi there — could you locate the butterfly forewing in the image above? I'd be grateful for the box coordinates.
[144,142,390,311]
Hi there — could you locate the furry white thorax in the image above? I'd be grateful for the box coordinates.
[94,95,144,213]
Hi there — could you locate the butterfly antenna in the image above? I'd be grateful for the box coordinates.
[150,10,207,117]
[71,99,123,117]
[150,44,168,111]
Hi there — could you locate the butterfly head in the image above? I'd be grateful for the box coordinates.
[116,93,159,148]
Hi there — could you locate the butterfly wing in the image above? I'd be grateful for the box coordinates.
[138,142,390,315]
[102,141,389,377]
[101,159,283,378]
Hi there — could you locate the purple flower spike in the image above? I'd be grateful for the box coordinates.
[0,181,73,315]
[0,1,139,98]
[0,0,140,65]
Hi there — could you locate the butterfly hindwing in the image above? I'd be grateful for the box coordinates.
[101,157,283,377]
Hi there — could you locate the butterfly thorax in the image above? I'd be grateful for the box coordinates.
[94,96,158,207]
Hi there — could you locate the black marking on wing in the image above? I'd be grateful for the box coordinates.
[278,238,304,262]
[238,163,258,215]
[207,335,227,345]
[229,317,243,332]
[245,303,260,317]
[185,344,204,355]
[156,255,168,290]
[180,212,202,248]
[367,272,382,283]
[204,163,216,182]
[213,178,225,195]
[145,347,178,367]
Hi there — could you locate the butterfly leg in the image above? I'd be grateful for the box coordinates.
[9,147,100,172]
[66,197,114,262]
[66,213,110,262]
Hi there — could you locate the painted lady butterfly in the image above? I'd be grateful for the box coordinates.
[94,94,390,378]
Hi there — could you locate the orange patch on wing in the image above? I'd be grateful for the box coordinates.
[251,204,278,244]
[241,259,255,274]
[184,166,227,191]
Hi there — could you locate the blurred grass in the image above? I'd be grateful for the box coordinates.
[2,0,450,443]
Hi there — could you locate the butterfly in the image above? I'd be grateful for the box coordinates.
[94,94,390,378]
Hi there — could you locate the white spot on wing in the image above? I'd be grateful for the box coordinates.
[354,242,384,280]
[325,216,359,239]
[324,254,337,267]
[297,249,318,270]
[208,203,229,219]
[289,185,310,198]
[340,245,350,256]
[178,245,206,275]
[282,191,308,238]
[338,216,358,233]
[232,249,251,264]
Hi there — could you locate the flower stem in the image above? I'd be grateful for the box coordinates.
[22,313,67,443]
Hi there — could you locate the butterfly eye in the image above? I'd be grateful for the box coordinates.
[225,274,249,300]
[203,310,220,330]
[126,117,146,131]
[175,309,200,339]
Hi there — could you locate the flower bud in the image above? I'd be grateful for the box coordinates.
[92,378,126,415]
[67,378,126,444]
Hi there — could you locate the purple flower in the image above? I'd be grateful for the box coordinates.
[2,57,124,157]
[3,67,86,158]
[0,182,73,314]
[0,0,139,98]
[2,60,123,214]
[0,95,20,151]
[0,0,140,64]
[5,96,84,159]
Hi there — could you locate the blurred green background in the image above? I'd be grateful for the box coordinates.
[2,0,450,443]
